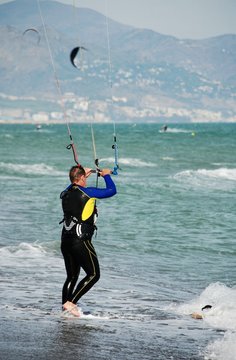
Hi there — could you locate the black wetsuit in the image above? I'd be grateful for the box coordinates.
[60,175,116,305]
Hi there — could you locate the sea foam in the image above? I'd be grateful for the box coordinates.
[173,168,236,190]
[0,242,47,258]
[99,157,156,168]
[0,242,60,270]
[0,162,66,176]
[204,331,236,360]
[168,283,236,360]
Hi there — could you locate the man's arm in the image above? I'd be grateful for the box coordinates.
[83,173,117,199]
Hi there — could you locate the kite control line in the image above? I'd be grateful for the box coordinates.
[37,0,81,167]
[66,127,81,167]
[90,123,101,186]
[112,135,119,175]
[105,1,120,175]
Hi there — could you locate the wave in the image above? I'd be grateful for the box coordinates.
[167,282,236,360]
[0,133,14,139]
[197,168,236,181]
[0,242,47,258]
[0,162,66,176]
[99,157,156,168]
[161,156,175,161]
[173,168,236,189]
[0,242,60,269]
[204,331,236,360]
[168,282,236,331]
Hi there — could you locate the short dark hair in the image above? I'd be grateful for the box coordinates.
[69,165,85,183]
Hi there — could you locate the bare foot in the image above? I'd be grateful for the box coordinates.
[62,301,81,317]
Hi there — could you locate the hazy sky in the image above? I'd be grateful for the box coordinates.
[1,0,236,39]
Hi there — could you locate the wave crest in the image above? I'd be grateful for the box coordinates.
[167,282,236,360]
[100,157,156,168]
[173,168,236,190]
[0,162,65,176]
[175,168,236,181]
[168,282,236,331]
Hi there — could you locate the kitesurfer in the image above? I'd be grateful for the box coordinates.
[162,125,168,132]
[60,165,117,317]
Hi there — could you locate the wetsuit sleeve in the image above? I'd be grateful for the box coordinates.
[82,175,117,199]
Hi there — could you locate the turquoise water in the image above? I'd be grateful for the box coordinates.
[0,122,236,359]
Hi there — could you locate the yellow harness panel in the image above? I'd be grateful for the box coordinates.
[82,198,96,221]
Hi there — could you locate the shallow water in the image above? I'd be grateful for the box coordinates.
[0,123,235,359]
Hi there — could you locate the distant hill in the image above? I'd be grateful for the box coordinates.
[0,0,236,122]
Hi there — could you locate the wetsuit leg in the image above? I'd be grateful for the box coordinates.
[61,238,81,304]
[71,240,100,304]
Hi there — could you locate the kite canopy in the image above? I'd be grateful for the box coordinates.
[70,46,87,69]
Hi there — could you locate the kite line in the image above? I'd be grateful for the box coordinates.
[105,0,120,175]
[37,0,81,166]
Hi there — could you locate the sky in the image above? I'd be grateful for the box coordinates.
[1,0,236,39]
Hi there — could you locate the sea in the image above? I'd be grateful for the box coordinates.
[0,122,235,360]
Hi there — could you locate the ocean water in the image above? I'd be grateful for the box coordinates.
[0,122,235,360]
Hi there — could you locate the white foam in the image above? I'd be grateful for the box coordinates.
[204,332,236,360]
[80,312,110,320]
[175,168,236,182]
[161,156,175,161]
[61,306,109,320]
[173,168,236,190]
[168,282,236,331]
[0,242,47,258]
[197,168,236,181]
[168,283,236,360]
[99,157,156,168]
[0,162,66,176]
[0,242,60,270]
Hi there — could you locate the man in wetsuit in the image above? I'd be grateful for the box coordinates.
[60,165,116,317]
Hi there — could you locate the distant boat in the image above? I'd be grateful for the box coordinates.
[36,124,42,130]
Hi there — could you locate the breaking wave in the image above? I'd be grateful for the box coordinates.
[100,157,156,168]
[0,162,66,176]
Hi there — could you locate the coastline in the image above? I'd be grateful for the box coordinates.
[0,119,236,125]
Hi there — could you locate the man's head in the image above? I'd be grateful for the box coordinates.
[69,165,86,184]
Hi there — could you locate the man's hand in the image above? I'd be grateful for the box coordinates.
[99,169,112,177]
[84,168,93,178]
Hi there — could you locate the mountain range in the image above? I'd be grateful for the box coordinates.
[0,0,236,123]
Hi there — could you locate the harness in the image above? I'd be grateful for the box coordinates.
[60,185,97,240]
[60,215,97,240]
